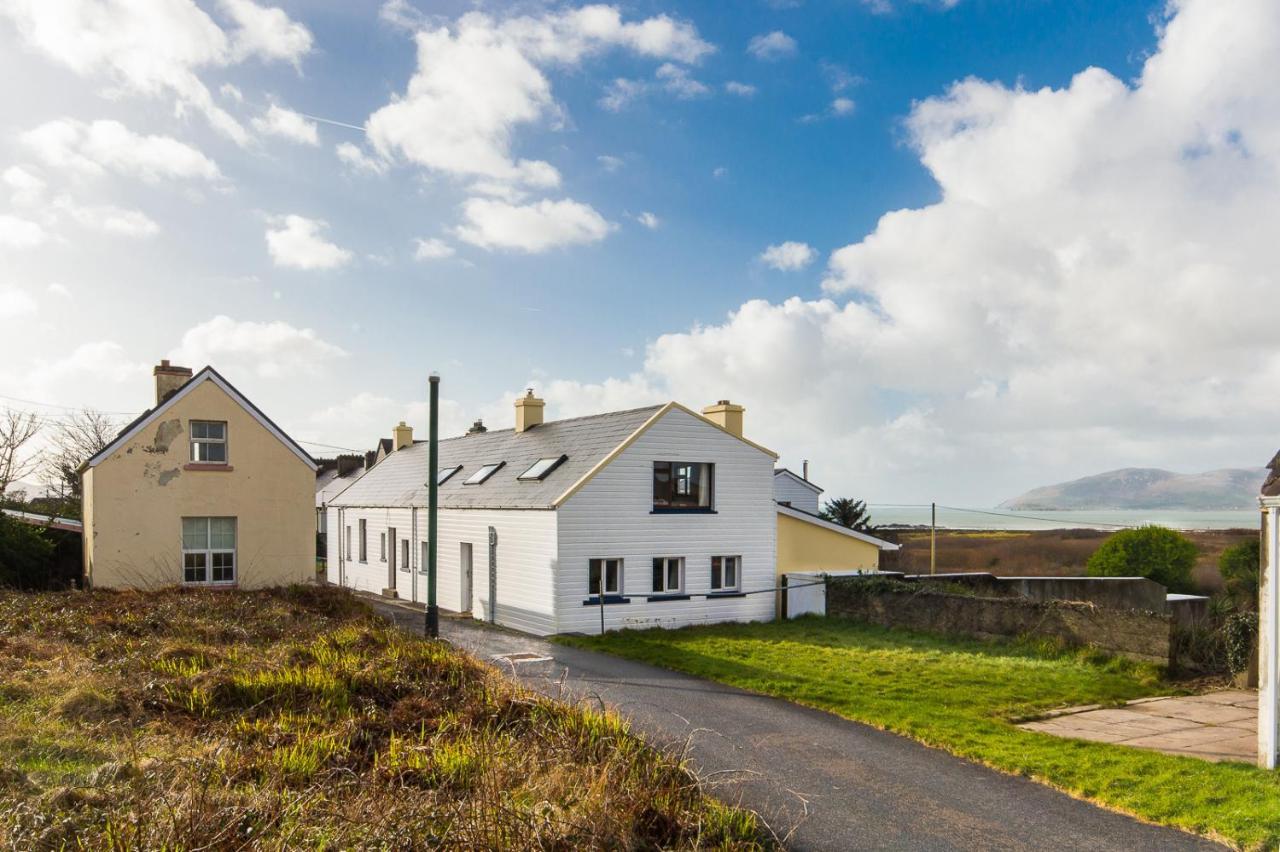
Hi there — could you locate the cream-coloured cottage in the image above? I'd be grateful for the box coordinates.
[80,361,317,589]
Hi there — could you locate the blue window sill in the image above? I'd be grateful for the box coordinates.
[650,508,717,515]
[646,593,690,602]
[707,591,746,598]
[582,596,630,606]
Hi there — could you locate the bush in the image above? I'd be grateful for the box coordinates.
[1222,612,1258,675]
[0,513,54,589]
[1086,526,1197,593]
[1219,539,1260,609]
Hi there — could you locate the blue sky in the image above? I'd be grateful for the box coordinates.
[2,0,1278,505]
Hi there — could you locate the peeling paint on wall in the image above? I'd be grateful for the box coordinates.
[144,419,182,455]
[157,469,180,486]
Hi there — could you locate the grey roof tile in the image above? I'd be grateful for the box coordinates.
[330,405,663,509]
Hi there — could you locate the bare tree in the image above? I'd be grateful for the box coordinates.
[42,408,119,500]
[0,409,42,501]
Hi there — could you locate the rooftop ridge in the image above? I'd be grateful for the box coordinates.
[426,402,666,445]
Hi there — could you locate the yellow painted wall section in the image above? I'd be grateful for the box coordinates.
[81,466,95,587]
[776,512,882,575]
[85,380,314,589]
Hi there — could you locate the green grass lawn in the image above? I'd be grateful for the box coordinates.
[560,617,1280,850]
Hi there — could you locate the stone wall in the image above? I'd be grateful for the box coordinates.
[827,578,1173,664]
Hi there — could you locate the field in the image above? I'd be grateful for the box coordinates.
[563,618,1280,850]
[890,528,1257,592]
[0,586,765,850]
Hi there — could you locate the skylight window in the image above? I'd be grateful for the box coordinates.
[463,462,504,485]
[437,465,462,485]
[518,455,568,481]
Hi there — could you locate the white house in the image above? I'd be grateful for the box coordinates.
[773,465,823,514]
[326,394,779,635]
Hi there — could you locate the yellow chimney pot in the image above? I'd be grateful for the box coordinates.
[515,388,545,433]
[702,399,745,438]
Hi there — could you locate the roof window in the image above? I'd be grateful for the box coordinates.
[437,465,462,485]
[518,455,568,481]
[463,462,505,485]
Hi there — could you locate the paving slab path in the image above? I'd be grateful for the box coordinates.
[1020,691,1257,763]
[368,597,1225,851]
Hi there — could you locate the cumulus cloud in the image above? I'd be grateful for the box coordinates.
[597,154,624,172]
[539,0,1280,503]
[725,81,757,97]
[54,197,160,238]
[335,142,387,175]
[0,288,38,320]
[636,211,660,229]
[0,215,47,248]
[747,31,797,61]
[413,237,455,260]
[305,390,468,451]
[22,118,221,183]
[0,0,312,144]
[760,241,816,270]
[252,103,319,145]
[171,315,346,378]
[831,96,855,116]
[3,165,45,206]
[265,215,353,270]
[454,197,614,252]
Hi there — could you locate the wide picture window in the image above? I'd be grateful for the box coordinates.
[652,462,712,510]
[182,517,236,585]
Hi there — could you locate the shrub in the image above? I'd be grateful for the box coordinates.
[1219,539,1261,609]
[0,513,54,589]
[1085,526,1197,593]
[1223,612,1258,675]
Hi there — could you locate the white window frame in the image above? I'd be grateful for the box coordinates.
[517,455,567,481]
[464,462,504,485]
[589,558,623,597]
[651,556,684,594]
[379,532,387,562]
[182,516,236,586]
[189,420,228,464]
[711,555,741,592]
[345,525,352,561]
[399,538,410,573]
[358,518,368,563]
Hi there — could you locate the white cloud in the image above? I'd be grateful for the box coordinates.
[3,166,45,206]
[265,215,353,270]
[0,341,149,412]
[600,64,708,111]
[22,118,220,183]
[413,237,455,260]
[597,154,624,172]
[747,31,797,61]
[0,288,38,320]
[600,77,647,112]
[726,81,757,97]
[252,103,319,145]
[540,0,1280,504]
[54,197,160,238]
[831,96,855,116]
[46,283,71,299]
[0,215,47,248]
[0,0,311,144]
[171,315,346,378]
[305,390,468,451]
[712,166,728,179]
[655,63,709,99]
[636,211,660,229]
[455,197,614,253]
[760,241,816,270]
[335,142,388,175]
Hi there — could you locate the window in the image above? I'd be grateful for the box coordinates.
[190,420,227,463]
[464,462,504,485]
[345,526,352,560]
[182,517,236,585]
[651,557,683,594]
[652,462,713,510]
[518,455,567,481]
[379,532,386,562]
[711,556,740,592]
[400,539,410,573]
[437,465,462,485]
[589,558,622,596]
[358,519,367,563]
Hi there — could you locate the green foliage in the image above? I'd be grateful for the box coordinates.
[819,497,881,533]
[0,512,54,589]
[1222,612,1258,675]
[1219,539,1261,608]
[1085,525,1197,592]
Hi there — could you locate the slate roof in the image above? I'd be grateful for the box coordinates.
[316,467,365,507]
[1263,450,1280,498]
[329,405,664,510]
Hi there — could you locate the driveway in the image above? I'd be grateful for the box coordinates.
[368,598,1224,851]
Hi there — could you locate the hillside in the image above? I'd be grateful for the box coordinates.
[1000,467,1267,511]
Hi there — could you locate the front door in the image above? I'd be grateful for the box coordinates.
[460,542,473,614]
[387,527,397,594]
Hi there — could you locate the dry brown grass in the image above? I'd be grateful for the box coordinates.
[0,585,768,850]
[893,528,1256,593]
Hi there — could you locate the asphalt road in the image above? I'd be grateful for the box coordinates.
[368,598,1225,852]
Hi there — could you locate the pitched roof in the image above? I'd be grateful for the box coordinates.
[316,467,366,506]
[1263,450,1280,498]
[84,366,316,471]
[776,502,900,550]
[330,405,665,510]
[774,467,823,494]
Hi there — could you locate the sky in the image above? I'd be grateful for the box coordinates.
[1,0,1278,507]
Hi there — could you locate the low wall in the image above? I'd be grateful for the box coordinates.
[906,573,1169,612]
[827,579,1173,664]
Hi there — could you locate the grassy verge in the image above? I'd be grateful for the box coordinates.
[0,586,767,849]
[560,617,1280,849]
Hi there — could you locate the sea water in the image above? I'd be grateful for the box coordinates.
[868,506,1261,531]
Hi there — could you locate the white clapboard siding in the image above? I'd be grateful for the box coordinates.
[556,406,777,634]
[773,470,822,514]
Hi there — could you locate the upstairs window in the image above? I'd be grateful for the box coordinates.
[464,462,504,485]
[589,558,622,596]
[190,420,227,463]
[711,556,740,592]
[437,465,462,485]
[652,557,684,594]
[653,462,713,511]
[518,455,568,481]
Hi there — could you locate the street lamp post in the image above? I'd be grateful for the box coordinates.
[426,372,440,639]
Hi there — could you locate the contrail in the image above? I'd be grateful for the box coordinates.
[299,113,366,132]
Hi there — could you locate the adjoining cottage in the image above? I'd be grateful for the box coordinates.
[772,465,899,577]
[80,361,317,590]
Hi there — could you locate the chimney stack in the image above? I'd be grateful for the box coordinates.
[701,399,745,438]
[515,388,545,433]
[153,359,193,405]
[803,460,809,481]
[392,421,413,451]
[467,419,487,434]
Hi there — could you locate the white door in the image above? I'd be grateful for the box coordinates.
[460,542,473,613]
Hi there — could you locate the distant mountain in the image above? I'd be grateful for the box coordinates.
[1000,467,1268,511]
